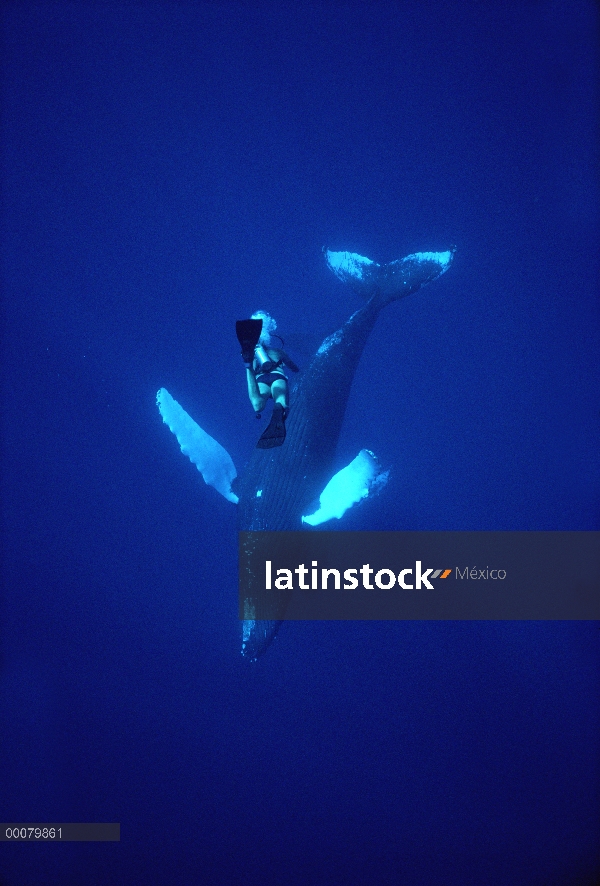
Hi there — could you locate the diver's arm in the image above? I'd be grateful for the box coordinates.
[246,366,259,394]
[246,366,266,416]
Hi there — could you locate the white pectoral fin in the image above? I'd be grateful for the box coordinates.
[157,388,239,504]
[302,449,389,526]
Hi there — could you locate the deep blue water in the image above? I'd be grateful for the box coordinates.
[1,2,599,884]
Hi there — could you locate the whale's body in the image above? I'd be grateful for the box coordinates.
[237,249,454,658]
[158,248,454,660]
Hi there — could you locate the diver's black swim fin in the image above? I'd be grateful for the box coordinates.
[236,319,263,364]
[256,404,287,449]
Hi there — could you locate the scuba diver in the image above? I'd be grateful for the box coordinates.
[236,311,299,449]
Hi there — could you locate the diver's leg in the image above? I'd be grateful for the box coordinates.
[270,379,289,415]
[256,379,288,449]
[246,369,268,415]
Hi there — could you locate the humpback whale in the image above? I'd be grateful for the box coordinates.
[158,247,455,660]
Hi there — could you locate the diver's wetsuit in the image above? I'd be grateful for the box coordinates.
[256,370,286,386]
[254,358,286,389]
[253,348,296,389]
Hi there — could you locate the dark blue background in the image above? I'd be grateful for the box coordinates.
[1,2,599,883]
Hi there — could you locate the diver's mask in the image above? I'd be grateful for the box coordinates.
[254,345,276,373]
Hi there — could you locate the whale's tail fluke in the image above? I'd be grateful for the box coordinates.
[325,248,455,307]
